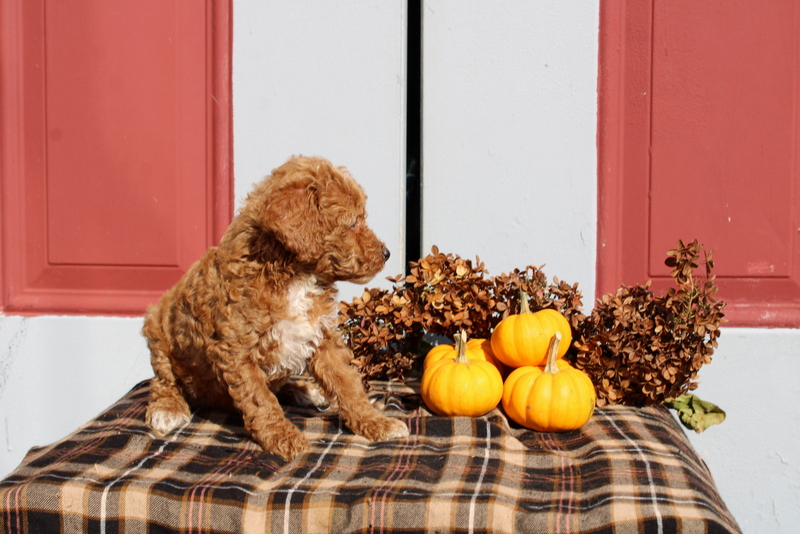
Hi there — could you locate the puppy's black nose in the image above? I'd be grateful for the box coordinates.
[383,248,391,261]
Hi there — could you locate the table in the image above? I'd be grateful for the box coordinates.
[0,380,740,533]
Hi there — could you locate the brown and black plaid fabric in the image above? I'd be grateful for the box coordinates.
[0,380,739,534]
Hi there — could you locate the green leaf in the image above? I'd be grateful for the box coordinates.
[665,393,726,433]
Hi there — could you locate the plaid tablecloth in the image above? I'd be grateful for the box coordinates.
[0,379,739,534]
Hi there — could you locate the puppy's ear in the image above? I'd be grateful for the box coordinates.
[261,186,324,263]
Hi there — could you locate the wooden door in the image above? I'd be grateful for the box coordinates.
[598,0,800,327]
[0,0,232,316]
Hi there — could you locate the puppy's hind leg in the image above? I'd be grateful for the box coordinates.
[275,379,330,410]
[308,338,409,441]
[142,310,192,436]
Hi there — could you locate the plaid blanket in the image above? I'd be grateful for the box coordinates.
[0,380,739,534]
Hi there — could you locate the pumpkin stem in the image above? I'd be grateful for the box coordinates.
[454,329,469,363]
[543,332,562,374]
[519,288,531,314]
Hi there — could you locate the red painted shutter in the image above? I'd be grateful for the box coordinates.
[0,0,232,316]
[598,0,800,327]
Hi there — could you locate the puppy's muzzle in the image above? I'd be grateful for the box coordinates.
[382,248,391,262]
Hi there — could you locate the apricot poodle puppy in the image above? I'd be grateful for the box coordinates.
[142,155,409,461]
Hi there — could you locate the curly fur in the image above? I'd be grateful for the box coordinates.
[142,156,408,461]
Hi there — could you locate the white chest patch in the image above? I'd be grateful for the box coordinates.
[267,275,337,377]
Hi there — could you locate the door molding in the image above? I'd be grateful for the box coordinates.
[0,0,232,316]
[597,0,800,327]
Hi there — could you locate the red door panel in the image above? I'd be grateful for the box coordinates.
[0,0,232,316]
[44,0,190,267]
[598,0,800,327]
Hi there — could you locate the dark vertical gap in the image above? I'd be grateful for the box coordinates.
[405,0,422,273]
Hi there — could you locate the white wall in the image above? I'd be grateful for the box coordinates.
[233,0,410,304]
[683,329,800,532]
[1,2,798,532]
[0,316,152,476]
[422,1,598,295]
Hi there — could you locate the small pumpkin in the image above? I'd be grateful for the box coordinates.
[424,332,509,377]
[491,289,572,367]
[421,331,504,417]
[466,337,511,377]
[502,332,596,432]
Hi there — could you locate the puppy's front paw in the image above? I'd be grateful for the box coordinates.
[355,416,409,442]
[146,400,191,435]
[257,424,310,462]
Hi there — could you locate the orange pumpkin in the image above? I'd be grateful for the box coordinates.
[421,331,504,417]
[502,332,596,432]
[490,290,572,368]
[424,332,509,377]
[466,338,510,377]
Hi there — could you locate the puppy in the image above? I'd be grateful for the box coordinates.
[142,156,409,461]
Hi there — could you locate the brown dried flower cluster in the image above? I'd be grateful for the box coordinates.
[338,246,585,383]
[573,240,726,406]
[340,241,725,407]
[337,286,423,383]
